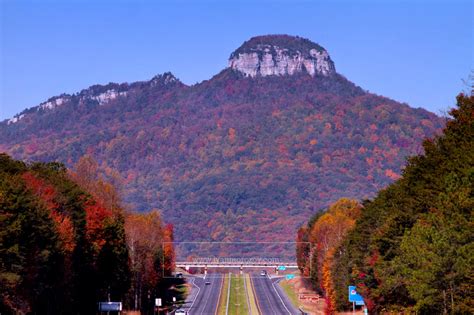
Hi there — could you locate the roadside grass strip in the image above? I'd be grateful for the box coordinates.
[228,274,250,315]
[279,279,311,313]
[244,274,260,315]
[217,274,230,315]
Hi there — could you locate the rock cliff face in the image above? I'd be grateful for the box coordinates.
[229,35,336,78]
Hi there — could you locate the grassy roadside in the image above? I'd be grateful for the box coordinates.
[217,274,230,315]
[228,274,249,315]
[279,279,300,308]
[279,276,330,315]
[279,279,317,314]
[244,274,260,315]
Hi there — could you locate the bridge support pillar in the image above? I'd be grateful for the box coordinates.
[240,265,243,275]
[204,265,207,275]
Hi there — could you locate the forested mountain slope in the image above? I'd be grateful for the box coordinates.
[0,35,444,244]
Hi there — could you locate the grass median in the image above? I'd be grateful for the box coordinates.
[228,274,249,315]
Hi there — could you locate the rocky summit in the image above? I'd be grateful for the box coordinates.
[228,35,336,77]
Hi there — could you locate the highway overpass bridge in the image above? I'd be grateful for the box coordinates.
[176,260,298,273]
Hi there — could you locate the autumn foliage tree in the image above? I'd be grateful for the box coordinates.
[297,198,361,314]
[124,210,175,311]
[330,93,474,313]
[0,154,175,314]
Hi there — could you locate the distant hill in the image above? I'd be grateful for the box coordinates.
[0,35,445,247]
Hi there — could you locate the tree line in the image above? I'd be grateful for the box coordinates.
[0,155,175,314]
[297,93,473,314]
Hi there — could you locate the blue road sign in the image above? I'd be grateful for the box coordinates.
[286,274,295,280]
[98,302,122,311]
[348,286,364,303]
[278,266,286,271]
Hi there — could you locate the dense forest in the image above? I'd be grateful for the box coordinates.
[0,36,445,247]
[0,155,175,314]
[297,93,473,313]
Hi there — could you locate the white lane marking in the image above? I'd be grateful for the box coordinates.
[259,275,277,314]
[270,276,292,315]
[199,276,212,314]
[225,273,231,315]
[188,277,201,312]
[199,274,222,315]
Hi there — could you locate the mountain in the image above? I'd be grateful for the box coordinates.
[0,35,444,249]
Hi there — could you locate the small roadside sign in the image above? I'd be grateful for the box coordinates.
[348,286,364,303]
[278,265,286,271]
[98,302,122,312]
[155,298,162,307]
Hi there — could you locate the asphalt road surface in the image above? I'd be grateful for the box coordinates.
[185,273,223,315]
[251,274,300,315]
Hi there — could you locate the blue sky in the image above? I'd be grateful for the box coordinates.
[1,0,472,120]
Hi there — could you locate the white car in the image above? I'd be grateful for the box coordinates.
[260,270,267,276]
[175,309,187,315]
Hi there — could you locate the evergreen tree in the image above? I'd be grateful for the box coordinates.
[331,93,473,313]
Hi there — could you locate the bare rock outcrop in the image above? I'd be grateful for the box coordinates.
[229,35,335,78]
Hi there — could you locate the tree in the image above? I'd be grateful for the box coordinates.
[301,198,362,311]
[331,93,474,312]
[397,171,473,313]
[125,210,174,312]
[0,154,135,314]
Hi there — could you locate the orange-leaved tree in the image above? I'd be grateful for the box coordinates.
[125,210,175,310]
[307,198,362,314]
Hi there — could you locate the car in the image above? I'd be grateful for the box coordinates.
[175,272,183,278]
[260,270,267,276]
[175,309,187,315]
[205,281,211,285]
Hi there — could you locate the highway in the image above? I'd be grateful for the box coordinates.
[181,272,300,315]
[183,274,223,315]
[251,274,300,315]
